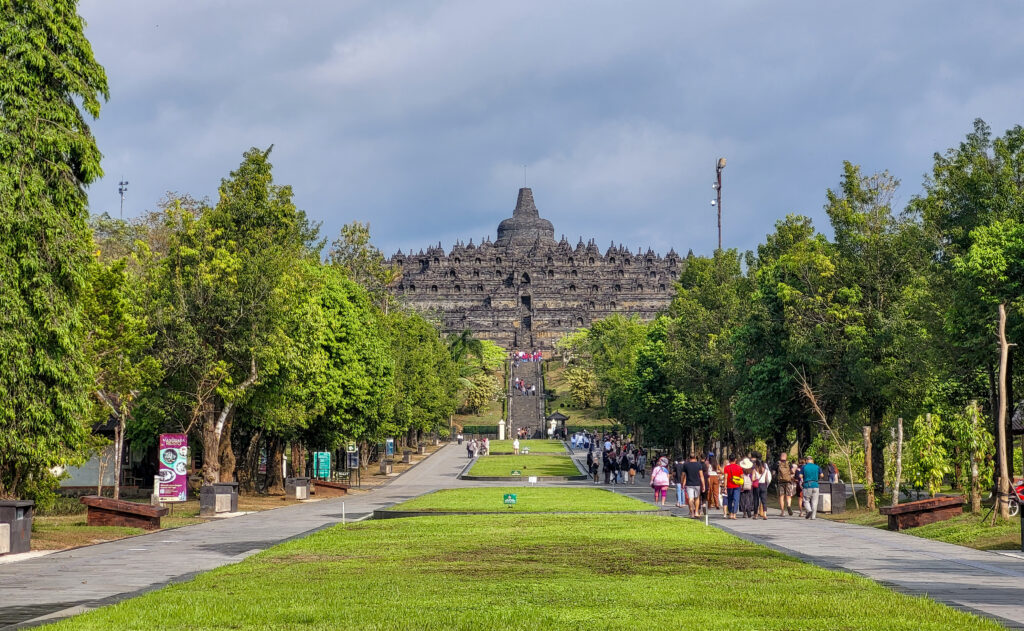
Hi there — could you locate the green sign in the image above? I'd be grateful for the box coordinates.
[511,470,522,476]
[503,493,517,506]
[314,451,331,478]
[346,442,357,453]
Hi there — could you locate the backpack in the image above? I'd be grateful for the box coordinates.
[652,467,669,486]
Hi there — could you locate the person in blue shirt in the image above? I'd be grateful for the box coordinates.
[801,456,822,519]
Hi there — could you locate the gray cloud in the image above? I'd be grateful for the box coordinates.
[80,0,1024,257]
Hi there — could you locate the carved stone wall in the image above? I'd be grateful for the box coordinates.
[388,188,680,349]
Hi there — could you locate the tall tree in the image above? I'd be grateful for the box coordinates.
[0,0,109,499]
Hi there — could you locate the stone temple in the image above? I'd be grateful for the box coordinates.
[388,188,681,349]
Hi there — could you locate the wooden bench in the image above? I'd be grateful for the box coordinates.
[313,480,350,494]
[81,496,168,530]
[878,496,962,531]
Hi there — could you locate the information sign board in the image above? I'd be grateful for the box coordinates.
[346,442,358,453]
[313,452,331,479]
[503,493,517,506]
[511,470,522,476]
[158,434,188,502]
[347,451,360,469]
[385,438,395,456]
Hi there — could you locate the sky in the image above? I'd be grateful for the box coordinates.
[78,0,1024,258]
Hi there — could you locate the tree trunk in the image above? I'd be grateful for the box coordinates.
[112,414,125,501]
[97,444,109,498]
[870,404,885,497]
[266,437,285,493]
[970,402,982,513]
[238,431,261,493]
[201,403,220,484]
[863,426,875,510]
[892,417,903,507]
[290,443,306,478]
[988,360,1000,489]
[218,411,236,483]
[995,302,1011,521]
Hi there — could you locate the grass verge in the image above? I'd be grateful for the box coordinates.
[466,455,580,477]
[826,507,1021,550]
[46,513,1001,630]
[388,487,653,513]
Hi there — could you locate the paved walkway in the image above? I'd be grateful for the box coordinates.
[0,444,480,629]
[605,477,1024,629]
[6,442,1024,629]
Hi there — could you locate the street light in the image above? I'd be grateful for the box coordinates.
[714,158,726,251]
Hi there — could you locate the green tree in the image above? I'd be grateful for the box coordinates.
[84,255,161,499]
[0,0,109,499]
[565,366,598,408]
[329,221,400,312]
[150,148,314,483]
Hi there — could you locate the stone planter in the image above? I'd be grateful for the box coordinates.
[0,500,34,555]
[417,444,426,455]
[402,450,412,464]
[379,460,393,474]
[285,477,309,500]
[199,482,238,516]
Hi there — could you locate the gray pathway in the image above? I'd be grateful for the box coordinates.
[603,475,1024,629]
[0,444,477,629]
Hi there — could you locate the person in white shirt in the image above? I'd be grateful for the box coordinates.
[512,437,520,455]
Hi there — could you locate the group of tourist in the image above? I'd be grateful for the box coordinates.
[640,449,839,521]
[569,432,592,450]
[465,437,489,458]
[586,434,648,486]
[511,350,543,364]
[513,377,536,396]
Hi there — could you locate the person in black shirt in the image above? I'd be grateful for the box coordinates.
[681,454,707,518]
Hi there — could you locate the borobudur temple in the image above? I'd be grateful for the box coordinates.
[388,188,682,349]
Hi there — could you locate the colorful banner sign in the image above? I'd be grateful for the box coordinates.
[385,438,395,456]
[158,433,188,502]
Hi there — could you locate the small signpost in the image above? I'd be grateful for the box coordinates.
[346,442,357,454]
[511,470,522,476]
[503,493,517,507]
[157,434,188,503]
[522,447,530,454]
[528,476,538,485]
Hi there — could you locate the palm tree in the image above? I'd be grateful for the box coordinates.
[447,329,486,389]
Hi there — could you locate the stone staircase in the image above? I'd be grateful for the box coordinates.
[509,360,544,438]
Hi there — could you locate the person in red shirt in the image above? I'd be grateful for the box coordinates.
[723,454,744,520]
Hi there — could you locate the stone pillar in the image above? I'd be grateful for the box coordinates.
[498,419,506,440]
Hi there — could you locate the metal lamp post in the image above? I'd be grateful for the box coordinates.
[713,158,726,251]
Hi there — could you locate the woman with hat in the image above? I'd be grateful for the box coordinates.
[650,456,671,506]
[739,457,755,518]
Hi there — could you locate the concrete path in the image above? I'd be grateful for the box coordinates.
[606,479,1024,629]
[0,444,478,630]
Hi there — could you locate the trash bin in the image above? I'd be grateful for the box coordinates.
[200,482,238,516]
[379,459,393,474]
[285,477,309,500]
[830,481,847,514]
[402,450,412,464]
[417,444,426,455]
[818,482,833,513]
[0,500,34,555]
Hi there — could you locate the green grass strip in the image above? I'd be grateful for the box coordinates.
[487,439,565,454]
[47,514,1001,630]
[466,455,580,477]
[389,487,653,513]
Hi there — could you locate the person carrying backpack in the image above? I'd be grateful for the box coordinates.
[723,455,744,520]
[650,457,671,506]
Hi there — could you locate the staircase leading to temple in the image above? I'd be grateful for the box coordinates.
[509,359,544,438]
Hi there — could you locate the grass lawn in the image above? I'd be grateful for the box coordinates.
[454,393,504,431]
[488,439,565,454]
[466,455,580,477]
[388,487,654,513]
[544,362,617,428]
[46,513,1000,630]
[826,507,1022,550]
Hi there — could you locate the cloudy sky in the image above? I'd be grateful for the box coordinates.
[79,1,1024,257]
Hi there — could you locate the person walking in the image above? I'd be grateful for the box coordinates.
[739,457,755,518]
[723,455,743,519]
[650,457,671,506]
[636,448,647,479]
[754,460,771,520]
[673,455,687,508]
[706,454,721,510]
[682,453,706,518]
[776,453,795,516]
[512,437,520,455]
[619,450,631,485]
[802,456,822,519]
